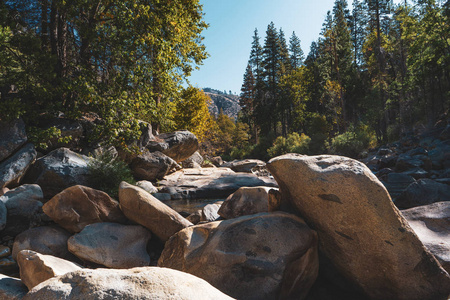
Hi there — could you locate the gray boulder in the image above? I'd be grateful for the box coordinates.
[148,130,198,163]
[23,267,234,300]
[201,203,221,222]
[12,226,75,261]
[0,143,37,189]
[401,202,450,273]
[221,159,266,173]
[0,274,28,300]
[68,222,151,268]
[130,150,180,181]
[0,118,27,162]
[136,180,158,194]
[0,184,44,238]
[24,148,92,199]
[182,151,204,168]
[396,179,450,209]
[157,168,278,200]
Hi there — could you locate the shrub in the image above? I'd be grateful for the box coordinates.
[331,124,377,158]
[267,132,311,158]
[87,152,135,198]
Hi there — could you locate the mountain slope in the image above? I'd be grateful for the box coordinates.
[203,88,241,120]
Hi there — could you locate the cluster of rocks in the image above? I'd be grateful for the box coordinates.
[0,117,449,299]
[362,125,450,208]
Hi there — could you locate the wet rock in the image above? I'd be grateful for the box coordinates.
[267,154,450,300]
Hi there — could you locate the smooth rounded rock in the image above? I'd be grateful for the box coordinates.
[131,150,180,181]
[24,148,92,199]
[267,154,450,300]
[159,212,318,300]
[218,186,281,219]
[0,118,27,163]
[0,184,44,238]
[0,143,36,189]
[17,250,82,290]
[12,226,73,261]
[43,185,127,233]
[0,274,28,300]
[118,181,192,241]
[68,222,151,268]
[401,201,450,273]
[23,267,234,300]
[396,179,450,209]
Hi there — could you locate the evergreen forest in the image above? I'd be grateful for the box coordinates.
[0,0,449,160]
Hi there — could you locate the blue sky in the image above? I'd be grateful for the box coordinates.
[187,0,401,94]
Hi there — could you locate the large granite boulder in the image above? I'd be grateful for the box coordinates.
[147,130,198,163]
[17,250,82,290]
[118,182,192,241]
[0,118,27,162]
[42,185,127,233]
[221,159,266,173]
[157,168,277,199]
[0,184,44,238]
[218,186,281,219]
[200,203,221,222]
[0,274,28,300]
[267,154,450,300]
[395,179,450,209]
[23,267,234,300]
[67,222,151,269]
[24,148,92,199]
[130,150,180,181]
[12,226,74,261]
[159,212,318,300]
[0,143,37,189]
[182,151,204,168]
[401,201,450,273]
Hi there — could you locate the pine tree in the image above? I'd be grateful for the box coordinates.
[240,64,257,142]
[289,32,304,69]
[249,28,263,79]
[259,22,281,134]
[350,0,368,66]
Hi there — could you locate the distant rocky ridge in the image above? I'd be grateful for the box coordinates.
[203,88,241,119]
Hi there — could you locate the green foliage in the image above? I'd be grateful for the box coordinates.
[331,124,377,158]
[1,0,208,151]
[87,153,135,199]
[267,132,311,158]
[27,126,72,151]
[173,87,214,143]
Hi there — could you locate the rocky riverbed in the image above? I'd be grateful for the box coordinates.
[0,117,449,299]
